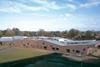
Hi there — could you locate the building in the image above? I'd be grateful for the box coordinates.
[0,37,14,47]
[0,36,97,56]
[95,41,100,48]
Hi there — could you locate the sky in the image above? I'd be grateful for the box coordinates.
[0,0,100,31]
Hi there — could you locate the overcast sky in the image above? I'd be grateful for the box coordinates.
[0,0,100,31]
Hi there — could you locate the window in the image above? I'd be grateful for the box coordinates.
[0,42,2,46]
[83,48,86,51]
[27,43,29,45]
[42,42,45,45]
[87,47,89,48]
[44,46,47,49]
[56,48,59,50]
[66,49,70,53]
[52,47,55,50]
[23,44,26,46]
[73,50,75,52]
[76,50,80,53]
[9,43,11,46]
[97,45,100,49]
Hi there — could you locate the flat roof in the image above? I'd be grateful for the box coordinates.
[0,37,14,42]
[43,39,96,46]
[0,36,28,42]
[0,36,96,46]
[32,36,96,46]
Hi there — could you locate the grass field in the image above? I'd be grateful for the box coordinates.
[0,47,100,67]
[0,47,50,63]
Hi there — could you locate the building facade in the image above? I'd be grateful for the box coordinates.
[0,36,96,56]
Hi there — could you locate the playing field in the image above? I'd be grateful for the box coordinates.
[0,47,50,63]
[0,47,100,67]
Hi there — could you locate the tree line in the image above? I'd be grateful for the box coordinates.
[0,28,100,40]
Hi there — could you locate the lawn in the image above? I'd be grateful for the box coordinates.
[0,48,100,67]
[0,47,50,63]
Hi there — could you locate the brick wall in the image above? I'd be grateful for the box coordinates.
[1,39,95,56]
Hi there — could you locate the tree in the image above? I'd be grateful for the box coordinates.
[85,30,95,40]
[0,30,3,37]
[12,28,20,35]
[61,30,68,38]
[4,28,15,36]
[37,29,45,36]
[68,29,80,39]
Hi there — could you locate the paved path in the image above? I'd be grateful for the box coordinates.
[63,54,99,62]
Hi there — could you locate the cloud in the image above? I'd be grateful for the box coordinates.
[17,3,48,11]
[0,0,49,13]
[80,0,100,8]
[88,0,100,2]
[46,1,61,10]
[68,0,74,2]
[0,1,22,13]
[32,0,62,10]
[65,13,72,17]
[0,0,63,13]
[0,8,21,13]
[0,0,99,16]
[66,4,77,10]
[32,0,48,4]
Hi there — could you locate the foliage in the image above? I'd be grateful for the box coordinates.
[0,28,100,40]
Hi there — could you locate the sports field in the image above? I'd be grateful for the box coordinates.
[0,47,50,63]
[0,47,100,67]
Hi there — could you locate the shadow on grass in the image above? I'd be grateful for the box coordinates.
[0,53,100,67]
